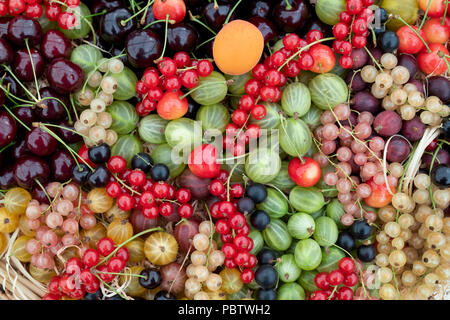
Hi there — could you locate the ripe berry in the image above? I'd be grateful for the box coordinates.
[347,0,363,15]
[180,70,199,89]
[233,235,251,251]
[251,104,267,120]
[343,272,359,287]
[333,23,350,40]
[240,269,255,284]
[106,181,122,198]
[239,94,256,112]
[352,18,368,36]
[157,58,177,76]
[107,257,125,273]
[252,64,268,80]
[107,156,127,174]
[159,202,173,217]
[337,286,354,300]
[314,272,331,290]
[234,251,250,266]
[151,182,170,199]
[197,60,213,77]
[299,52,314,70]
[264,69,282,87]
[352,35,367,49]
[142,205,159,219]
[339,11,352,24]
[230,184,244,198]
[327,270,345,286]
[176,188,191,203]
[216,219,231,235]
[210,179,225,196]
[222,243,237,259]
[340,55,354,69]
[142,69,160,88]
[173,52,190,68]
[306,30,323,43]
[97,238,115,256]
[229,213,247,230]
[115,247,130,263]
[271,51,286,67]
[232,109,248,127]
[128,169,146,187]
[283,33,301,51]
[178,203,193,218]
[117,193,135,211]
[338,257,356,274]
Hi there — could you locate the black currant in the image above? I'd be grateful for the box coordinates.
[154,290,176,300]
[84,289,103,300]
[256,288,278,300]
[88,143,111,164]
[375,7,388,24]
[349,220,373,240]
[87,165,111,188]
[150,163,170,181]
[257,248,279,265]
[131,152,154,173]
[357,244,376,262]
[431,164,450,188]
[255,264,278,289]
[245,183,267,204]
[378,31,399,53]
[237,197,255,214]
[336,231,356,252]
[250,210,270,231]
[139,269,162,289]
[441,117,449,140]
[72,163,90,185]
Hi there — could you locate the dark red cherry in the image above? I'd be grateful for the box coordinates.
[0,17,10,40]
[35,87,67,121]
[167,23,198,53]
[51,149,76,182]
[25,127,58,157]
[13,156,50,188]
[272,0,310,33]
[13,48,45,82]
[100,8,136,43]
[202,2,237,31]
[0,111,17,148]
[248,0,272,18]
[12,139,31,160]
[248,16,278,43]
[142,4,164,33]
[31,184,50,204]
[1,72,23,97]
[300,18,332,38]
[92,0,123,14]
[7,16,42,47]
[41,30,72,61]
[47,58,84,94]
[56,121,82,144]
[13,107,34,128]
[125,29,162,69]
[0,165,15,189]
[0,38,13,65]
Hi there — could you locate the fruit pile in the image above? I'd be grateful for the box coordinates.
[0,0,449,301]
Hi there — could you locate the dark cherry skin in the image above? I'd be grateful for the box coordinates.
[111,45,130,66]
[248,16,278,43]
[41,30,72,61]
[248,0,272,18]
[203,2,237,31]
[13,107,34,128]
[167,23,198,53]
[92,0,124,14]
[0,17,10,40]
[47,58,84,94]
[126,29,162,69]
[184,96,200,119]
[13,156,50,189]
[12,139,31,159]
[100,8,137,43]
[0,38,13,65]
[87,165,111,188]
[51,149,76,181]
[142,4,164,33]
[1,72,23,97]
[0,90,4,106]
[7,16,42,47]
[0,111,17,148]
[35,87,68,122]
[86,31,113,52]
[272,0,310,33]
[13,48,45,82]
[56,120,82,144]
[300,18,332,38]
[26,127,58,157]
[0,165,15,189]
[32,184,50,204]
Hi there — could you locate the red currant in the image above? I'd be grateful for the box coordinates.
[283,33,301,51]
[164,75,181,91]
[229,213,246,230]
[336,286,354,300]
[117,193,135,211]
[239,94,256,112]
[224,258,237,269]
[244,80,262,97]
[232,109,248,127]
[115,247,130,263]
[338,257,356,274]
[142,205,159,219]
[57,12,76,30]
[233,235,251,251]
[327,270,345,286]
[251,104,267,120]
[128,169,146,187]
[234,251,250,266]
[283,60,301,77]
[346,0,363,15]
[173,51,190,68]
[216,219,231,234]
[339,11,352,24]
[352,35,367,49]
[339,55,354,69]
[175,188,191,203]
[178,203,194,218]
[65,257,83,275]
[107,257,125,273]
[197,59,213,77]
[222,243,237,259]
[220,233,234,243]
[343,272,359,287]
[271,51,286,67]
[107,156,127,174]
[264,69,282,86]
[240,269,255,284]
[252,63,268,80]
[230,183,244,198]
[48,276,61,294]
[25,3,43,18]
[151,182,170,199]
[314,272,331,290]
[306,30,323,43]
[210,179,225,196]
[180,70,199,89]
[157,57,177,76]
[352,18,368,36]
[97,238,115,256]
[82,249,100,268]
[105,181,122,198]
[333,23,350,40]
[159,202,173,217]
[299,52,314,70]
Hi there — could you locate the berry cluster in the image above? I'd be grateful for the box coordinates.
[43,237,129,300]
[310,257,359,300]
[332,0,376,68]
[0,0,80,29]
[106,153,194,220]
[135,52,213,117]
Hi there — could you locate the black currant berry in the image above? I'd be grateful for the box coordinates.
[250,210,270,231]
[336,231,356,252]
[131,152,154,173]
[84,289,103,300]
[256,288,278,300]
[237,197,255,214]
[255,264,278,289]
[245,183,267,203]
[87,165,111,188]
[257,248,278,265]
[378,31,399,53]
[139,269,162,289]
[349,220,373,240]
[154,290,176,300]
[72,163,90,185]
[88,143,111,164]
[431,164,450,187]
[150,163,170,181]
[357,244,376,262]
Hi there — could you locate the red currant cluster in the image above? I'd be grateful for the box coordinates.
[105,155,194,220]
[332,0,375,69]
[309,257,359,300]
[0,0,80,29]
[207,172,257,284]
[43,237,129,300]
[135,52,214,117]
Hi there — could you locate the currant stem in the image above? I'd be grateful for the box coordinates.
[226,162,241,202]
[154,14,170,63]
[96,270,147,279]
[112,173,142,196]
[203,202,214,268]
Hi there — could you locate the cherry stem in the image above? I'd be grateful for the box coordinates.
[84,9,107,19]
[226,162,241,202]
[1,64,38,103]
[38,122,93,144]
[213,0,218,10]
[121,0,154,25]
[96,270,147,279]
[442,0,449,25]
[203,202,214,267]
[0,141,15,153]
[277,37,336,72]
[38,96,73,125]
[224,0,243,25]
[395,15,431,52]
[96,227,164,267]
[363,46,383,71]
[2,105,31,131]
[142,18,173,29]
[419,0,433,30]
[34,179,53,208]
[154,14,170,63]
[0,80,34,105]
[189,11,217,35]
[24,39,41,102]
[69,94,79,122]
[195,36,216,50]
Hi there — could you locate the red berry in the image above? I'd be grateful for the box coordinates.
[362,0,374,6]
[229,213,246,230]
[97,238,115,256]
[233,235,251,251]
[352,18,368,36]
[25,3,43,18]
[232,109,248,127]
[426,139,438,151]
[210,179,225,196]
[224,258,236,269]
[142,69,160,89]
[216,219,231,235]
[310,290,328,300]
[338,257,356,274]
[306,30,323,43]
[314,272,331,290]
[230,183,244,198]
[216,170,229,182]
[347,0,363,15]
[339,55,354,69]
[220,233,234,243]
[142,205,159,219]
[244,80,262,97]
[234,251,250,266]
[84,277,100,294]
[352,35,367,49]
[327,270,345,286]
[336,286,354,300]
[173,51,190,68]
[239,94,256,112]
[252,63,268,80]
[251,104,266,120]
[283,60,301,77]
[82,249,100,268]
[107,257,125,273]
[197,59,213,77]
[339,11,352,24]
[333,23,350,40]
[65,257,83,275]
[136,81,149,95]
[59,274,76,294]
[222,243,237,259]
[157,57,177,76]
[247,254,257,269]
[271,51,286,67]
[235,223,250,236]
[57,12,76,30]
[9,0,26,16]
[240,269,255,284]
[115,247,130,263]
[151,181,170,199]
[106,181,122,198]
[97,265,115,283]
[343,272,359,287]
[107,156,127,174]
[159,202,173,217]
[264,69,282,86]
[178,203,194,218]
[175,188,191,203]
[164,75,181,91]
[117,193,135,211]
[338,41,353,56]
[128,169,146,187]
[180,70,199,89]
[283,33,301,51]
[299,52,314,70]
[48,276,61,294]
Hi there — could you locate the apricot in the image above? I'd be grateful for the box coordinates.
[213,20,264,76]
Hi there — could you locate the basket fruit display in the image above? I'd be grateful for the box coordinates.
[0,0,448,301]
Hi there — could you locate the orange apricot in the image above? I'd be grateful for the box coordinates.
[213,19,264,76]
